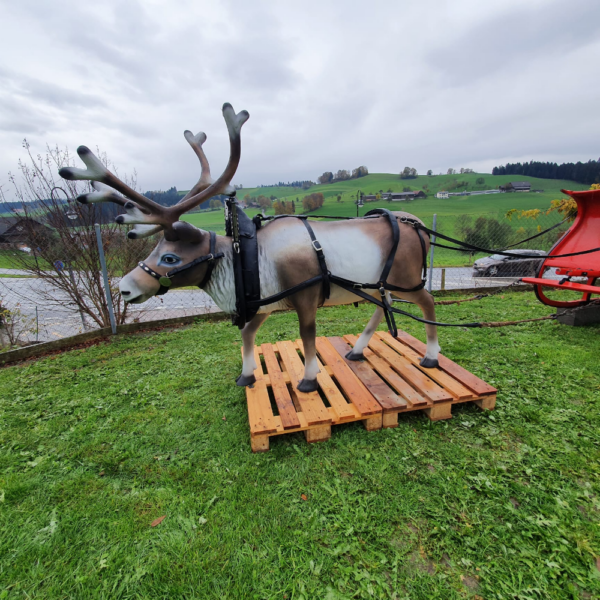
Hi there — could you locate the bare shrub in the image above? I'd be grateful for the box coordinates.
[0,140,155,328]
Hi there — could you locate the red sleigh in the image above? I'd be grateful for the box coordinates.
[522,188,600,308]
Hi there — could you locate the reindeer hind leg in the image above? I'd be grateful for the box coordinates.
[346,306,384,361]
[391,289,440,368]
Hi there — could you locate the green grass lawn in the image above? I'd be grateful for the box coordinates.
[1,292,599,598]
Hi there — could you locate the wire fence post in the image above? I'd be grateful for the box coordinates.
[94,223,117,335]
[427,213,437,293]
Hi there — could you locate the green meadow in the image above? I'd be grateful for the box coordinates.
[1,292,599,598]
[179,172,584,268]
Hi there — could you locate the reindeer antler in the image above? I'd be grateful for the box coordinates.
[58,103,249,238]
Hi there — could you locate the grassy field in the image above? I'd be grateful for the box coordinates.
[182,172,585,233]
[182,172,580,267]
[1,292,599,598]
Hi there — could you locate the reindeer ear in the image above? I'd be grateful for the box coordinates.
[171,221,205,244]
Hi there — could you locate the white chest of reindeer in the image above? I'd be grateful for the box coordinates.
[60,103,441,393]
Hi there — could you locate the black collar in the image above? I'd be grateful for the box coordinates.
[137,231,224,295]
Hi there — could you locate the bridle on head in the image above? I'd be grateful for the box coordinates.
[137,231,224,295]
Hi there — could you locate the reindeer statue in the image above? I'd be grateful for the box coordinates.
[59,103,440,393]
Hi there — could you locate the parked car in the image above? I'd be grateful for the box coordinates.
[472,249,547,277]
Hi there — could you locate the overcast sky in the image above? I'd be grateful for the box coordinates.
[1,0,599,195]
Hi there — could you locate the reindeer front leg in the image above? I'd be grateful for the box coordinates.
[237,312,270,387]
[296,305,320,393]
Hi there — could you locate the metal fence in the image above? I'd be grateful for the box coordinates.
[0,210,569,351]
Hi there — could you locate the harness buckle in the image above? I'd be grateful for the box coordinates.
[353,283,363,289]
[312,240,323,253]
[233,242,240,254]
[399,216,408,223]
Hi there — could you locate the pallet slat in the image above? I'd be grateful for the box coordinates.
[245,347,279,435]
[315,337,382,417]
[394,330,497,396]
[367,337,453,403]
[295,341,358,422]
[375,332,474,400]
[343,335,429,408]
[329,337,407,412]
[276,341,332,426]
[260,344,301,430]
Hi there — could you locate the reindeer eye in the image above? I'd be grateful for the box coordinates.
[159,254,181,266]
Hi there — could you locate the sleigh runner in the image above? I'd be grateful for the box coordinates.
[246,329,496,452]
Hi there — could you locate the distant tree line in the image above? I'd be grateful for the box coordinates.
[492,159,600,184]
[317,166,368,185]
[144,187,228,211]
[257,181,315,190]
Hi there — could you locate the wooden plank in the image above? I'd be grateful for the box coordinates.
[315,337,382,417]
[375,332,474,400]
[367,337,453,403]
[344,335,428,408]
[244,347,278,435]
[261,344,301,430]
[276,341,332,426]
[295,341,358,422]
[328,337,407,411]
[394,331,497,396]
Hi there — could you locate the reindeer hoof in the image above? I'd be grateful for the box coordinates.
[236,373,256,387]
[419,357,438,369]
[297,378,318,393]
[345,350,364,361]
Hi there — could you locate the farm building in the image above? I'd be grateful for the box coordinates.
[381,191,426,201]
[500,181,531,192]
[436,191,449,199]
[0,217,52,244]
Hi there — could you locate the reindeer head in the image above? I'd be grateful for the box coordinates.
[59,103,248,303]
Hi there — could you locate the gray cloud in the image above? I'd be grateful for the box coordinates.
[1,0,599,195]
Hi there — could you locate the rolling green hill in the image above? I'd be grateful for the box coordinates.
[181,172,586,267]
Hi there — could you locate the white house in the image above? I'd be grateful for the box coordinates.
[435,191,449,199]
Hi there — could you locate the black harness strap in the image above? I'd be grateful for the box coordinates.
[137,230,224,295]
[301,219,331,304]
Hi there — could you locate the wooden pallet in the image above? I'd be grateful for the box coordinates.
[245,330,497,452]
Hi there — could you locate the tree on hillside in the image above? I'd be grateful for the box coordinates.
[209,199,222,209]
[335,169,350,181]
[273,200,294,215]
[476,177,485,185]
[302,192,324,212]
[352,166,369,179]
[400,167,417,179]
[337,195,341,202]
[317,172,333,185]
[447,168,456,175]
[257,195,272,209]
[427,169,433,176]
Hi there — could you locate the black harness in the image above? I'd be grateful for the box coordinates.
[227,200,429,336]
[137,230,225,295]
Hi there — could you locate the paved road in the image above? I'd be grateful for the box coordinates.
[1,267,553,345]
